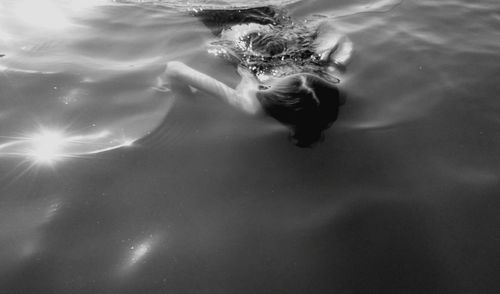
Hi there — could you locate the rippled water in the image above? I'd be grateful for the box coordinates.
[1,0,500,293]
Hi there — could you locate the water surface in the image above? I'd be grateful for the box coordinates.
[1,0,500,293]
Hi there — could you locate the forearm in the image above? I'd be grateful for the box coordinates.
[166,61,235,101]
[163,61,261,114]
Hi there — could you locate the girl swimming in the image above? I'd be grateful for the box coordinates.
[160,6,352,147]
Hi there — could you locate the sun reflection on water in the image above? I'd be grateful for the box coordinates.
[13,0,71,30]
[0,126,136,167]
[116,234,163,276]
[5,0,105,30]
[27,130,67,164]
[129,241,152,266]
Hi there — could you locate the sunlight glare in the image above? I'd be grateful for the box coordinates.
[14,0,71,30]
[0,125,137,168]
[28,130,67,164]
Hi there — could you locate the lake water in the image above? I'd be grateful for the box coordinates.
[1,0,500,293]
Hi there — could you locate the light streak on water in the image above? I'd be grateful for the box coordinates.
[0,194,64,262]
[129,242,152,266]
[0,126,137,167]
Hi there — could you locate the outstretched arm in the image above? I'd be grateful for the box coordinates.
[159,61,262,115]
[313,21,353,68]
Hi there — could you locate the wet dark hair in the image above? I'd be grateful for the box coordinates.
[256,73,343,147]
[243,31,287,56]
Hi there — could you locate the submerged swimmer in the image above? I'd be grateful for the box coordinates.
[160,6,353,147]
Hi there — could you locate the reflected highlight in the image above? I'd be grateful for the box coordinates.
[0,194,64,263]
[13,0,72,30]
[117,234,162,276]
[0,127,137,166]
[8,0,105,31]
[28,130,67,164]
[129,242,152,266]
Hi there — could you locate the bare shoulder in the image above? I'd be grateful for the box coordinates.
[235,67,264,115]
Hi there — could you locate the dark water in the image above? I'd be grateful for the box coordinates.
[1,0,500,293]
